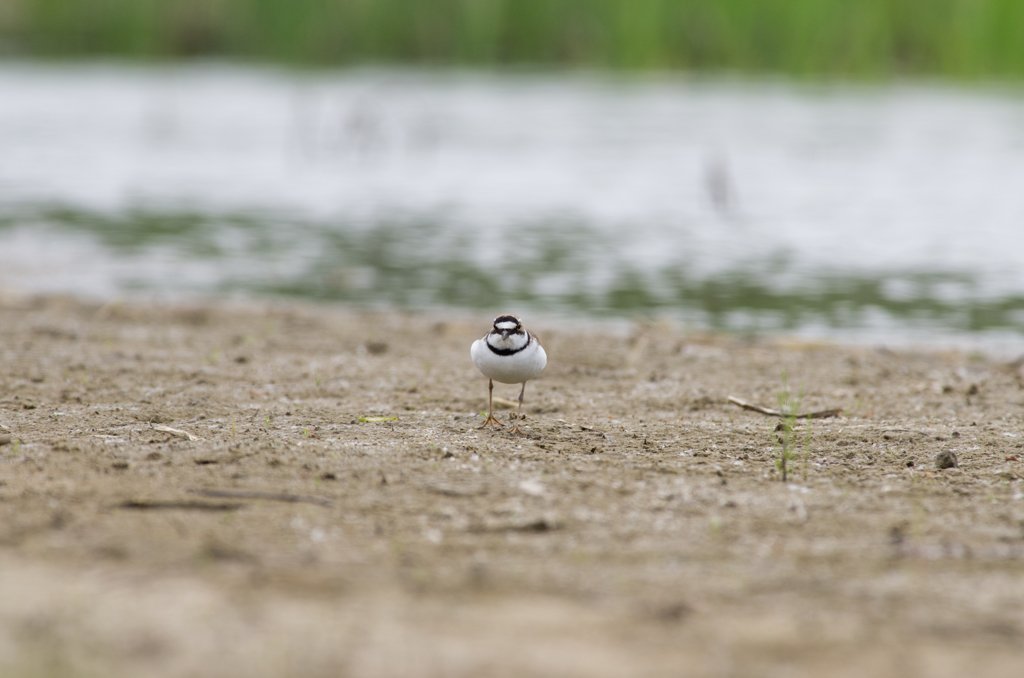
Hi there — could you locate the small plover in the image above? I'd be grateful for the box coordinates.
[471,314,547,434]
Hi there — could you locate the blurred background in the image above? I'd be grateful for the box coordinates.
[1,0,1024,346]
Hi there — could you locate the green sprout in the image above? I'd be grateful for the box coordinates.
[775,371,810,482]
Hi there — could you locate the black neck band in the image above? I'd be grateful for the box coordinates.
[487,335,530,356]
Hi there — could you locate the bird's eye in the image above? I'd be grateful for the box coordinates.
[516,323,521,331]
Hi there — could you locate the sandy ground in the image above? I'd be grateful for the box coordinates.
[2,294,1024,677]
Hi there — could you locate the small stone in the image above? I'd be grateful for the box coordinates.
[889,524,905,545]
[365,341,388,355]
[0,435,11,446]
[518,479,546,496]
[651,602,691,622]
[935,451,958,470]
[111,460,129,469]
[513,517,554,532]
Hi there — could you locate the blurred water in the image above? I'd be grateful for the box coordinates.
[2,63,1024,344]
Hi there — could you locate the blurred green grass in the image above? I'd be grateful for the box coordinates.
[4,0,1024,78]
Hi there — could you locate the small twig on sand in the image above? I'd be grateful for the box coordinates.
[881,428,936,439]
[152,424,200,441]
[118,499,242,512]
[188,488,332,507]
[727,396,842,419]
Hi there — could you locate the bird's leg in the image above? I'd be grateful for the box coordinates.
[480,378,504,429]
[509,382,527,435]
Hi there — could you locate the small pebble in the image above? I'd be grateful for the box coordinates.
[365,341,388,355]
[935,450,958,470]
[0,434,11,446]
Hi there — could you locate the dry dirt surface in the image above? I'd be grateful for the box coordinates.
[2,295,1024,677]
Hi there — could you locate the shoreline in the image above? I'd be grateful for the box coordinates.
[3,287,1022,358]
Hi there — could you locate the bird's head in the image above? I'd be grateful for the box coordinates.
[492,314,522,340]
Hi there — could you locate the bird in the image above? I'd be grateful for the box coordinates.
[470,314,547,434]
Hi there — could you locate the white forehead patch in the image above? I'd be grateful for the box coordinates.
[495,320,518,330]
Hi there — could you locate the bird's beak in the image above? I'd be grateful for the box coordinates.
[501,329,509,340]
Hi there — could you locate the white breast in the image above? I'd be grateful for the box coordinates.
[471,335,547,385]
